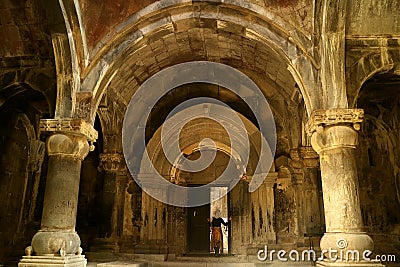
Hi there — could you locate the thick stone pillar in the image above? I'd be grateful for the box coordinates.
[307,109,383,266]
[19,119,97,267]
[92,153,128,252]
[264,173,277,244]
[290,147,322,245]
[120,179,142,252]
[27,140,46,222]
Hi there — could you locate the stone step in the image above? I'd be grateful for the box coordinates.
[144,261,316,267]
[86,252,167,262]
[96,261,148,267]
[175,255,245,262]
[86,252,318,266]
[147,262,255,267]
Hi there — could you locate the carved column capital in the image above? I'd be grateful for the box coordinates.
[46,134,90,161]
[299,146,319,168]
[306,109,363,154]
[99,153,125,172]
[264,172,278,187]
[306,108,364,134]
[40,118,98,142]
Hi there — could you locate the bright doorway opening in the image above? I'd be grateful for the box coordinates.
[210,187,229,254]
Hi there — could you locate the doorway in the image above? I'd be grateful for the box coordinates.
[187,187,230,254]
[187,204,211,253]
[184,150,234,254]
[210,187,229,254]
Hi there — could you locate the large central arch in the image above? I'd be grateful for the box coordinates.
[79,0,319,121]
[84,0,317,256]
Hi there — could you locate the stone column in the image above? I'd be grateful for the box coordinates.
[27,140,46,222]
[121,179,142,251]
[291,147,322,245]
[92,153,127,252]
[264,173,277,244]
[307,109,383,266]
[19,119,97,267]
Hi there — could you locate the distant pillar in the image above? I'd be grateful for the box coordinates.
[264,172,277,244]
[99,153,127,238]
[307,109,383,266]
[19,119,97,267]
[91,153,128,252]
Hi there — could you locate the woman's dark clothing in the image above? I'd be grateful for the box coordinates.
[210,217,229,254]
[211,217,228,227]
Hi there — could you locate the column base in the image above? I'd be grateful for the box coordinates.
[19,255,87,267]
[90,238,119,252]
[316,260,385,267]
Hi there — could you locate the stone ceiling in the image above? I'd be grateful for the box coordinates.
[0,0,398,134]
[107,25,297,107]
[0,0,52,58]
[78,0,313,51]
[101,22,299,145]
[0,0,60,114]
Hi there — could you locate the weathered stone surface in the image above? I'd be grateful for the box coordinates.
[19,255,87,267]
[78,0,313,51]
[0,0,399,266]
[308,110,384,265]
[31,133,90,256]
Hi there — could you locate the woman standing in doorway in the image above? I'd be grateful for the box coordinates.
[208,210,231,256]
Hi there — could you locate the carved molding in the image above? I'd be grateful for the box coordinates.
[264,172,278,187]
[75,92,93,121]
[298,146,319,168]
[40,118,98,142]
[298,146,318,159]
[28,140,46,172]
[310,124,359,154]
[47,134,90,161]
[99,153,125,172]
[306,108,364,134]
[276,177,291,190]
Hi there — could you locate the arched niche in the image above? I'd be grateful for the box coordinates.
[356,72,400,257]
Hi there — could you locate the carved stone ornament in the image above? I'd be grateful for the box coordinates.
[46,134,90,161]
[99,153,124,172]
[306,108,364,134]
[264,172,278,187]
[75,92,93,121]
[299,146,319,168]
[40,118,98,142]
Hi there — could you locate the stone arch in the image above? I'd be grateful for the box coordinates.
[80,0,319,122]
[142,112,265,184]
[347,50,400,108]
[0,75,55,116]
[355,71,400,254]
[0,102,46,262]
[86,0,312,59]
[138,111,271,251]
[35,0,88,118]
[14,112,37,141]
[58,0,89,68]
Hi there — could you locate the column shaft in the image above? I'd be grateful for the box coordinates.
[92,153,127,252]
[319,146,363,232]
[307,109,383,266]
[31,134,89,256]
[41,156,81,229]
[20,114,97,267]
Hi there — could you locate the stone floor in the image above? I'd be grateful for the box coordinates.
[86,253,317,267]
[86,253,400,267]
[89,261,314,267]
